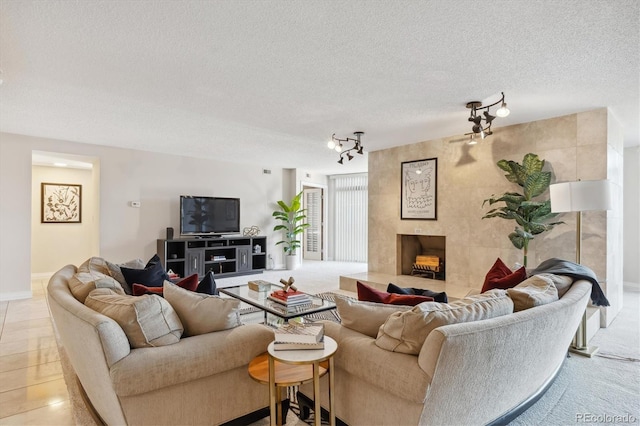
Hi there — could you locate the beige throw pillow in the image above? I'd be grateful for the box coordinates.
[163,281,241,336]
[540,273,573,298]
[78,257,111,276]
[85,288,183,348]
[335,296,412,338]
[106,258,145,295]
[375,290,513,355]
[507,274,559,311]
[69,272,125,303]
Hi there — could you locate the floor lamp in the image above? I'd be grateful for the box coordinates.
[549,179,612,358]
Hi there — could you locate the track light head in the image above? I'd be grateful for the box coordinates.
[496,101,510,117]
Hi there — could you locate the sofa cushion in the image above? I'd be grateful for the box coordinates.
[132,274,199,296]
[481,258,527,293]
[163,281,241,336]
[68,271,125,303]
[106,258,145,295]
[508,274,559,311]
[387,283,448,303]
[85,288,183,348]
[120,254,170,288]
[376,290,514,355]
[357,281,434,306]
[335,296,412,338]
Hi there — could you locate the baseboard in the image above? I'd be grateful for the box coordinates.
[624,281,640,290]
[0,290,33,302]
[31,272,54,280]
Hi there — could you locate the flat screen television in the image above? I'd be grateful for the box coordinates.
[180,196,240,236]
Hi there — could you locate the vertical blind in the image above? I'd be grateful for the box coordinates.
[330,174,368,262]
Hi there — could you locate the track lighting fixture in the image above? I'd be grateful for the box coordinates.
[327,131,365,164]
[465,92,510,144]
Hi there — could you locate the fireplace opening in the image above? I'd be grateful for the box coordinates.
[398,235,445,281]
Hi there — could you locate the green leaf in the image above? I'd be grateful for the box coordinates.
[276,200,290,212]
[509,231,525,249]
[523,171,551,199]
[497,160,523,185]
[522,153,545,174]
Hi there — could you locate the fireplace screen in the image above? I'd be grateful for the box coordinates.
[412,255,442,279]
[399,234,445,281]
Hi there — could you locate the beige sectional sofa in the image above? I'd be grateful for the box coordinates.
[48,263,276,425]
[299,278,592,425]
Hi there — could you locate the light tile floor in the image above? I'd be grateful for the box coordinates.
[0,277,74,425]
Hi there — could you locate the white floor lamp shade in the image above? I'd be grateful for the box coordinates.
[549,179,612,357]
[549,180,612,214]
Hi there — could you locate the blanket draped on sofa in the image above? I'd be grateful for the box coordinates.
[529,258,609,306]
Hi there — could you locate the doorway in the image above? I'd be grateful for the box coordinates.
[303,186,323,260]
[31,151,100,275]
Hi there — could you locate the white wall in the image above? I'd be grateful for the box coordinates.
[31,165,97,273]
[0,135,32,299]
[624,146,640,284]
[0,132,285,301]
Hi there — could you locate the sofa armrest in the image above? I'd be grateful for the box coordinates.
[110,323,274,396]
[416,281,591,425]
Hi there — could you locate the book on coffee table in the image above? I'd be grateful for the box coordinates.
[268,289,311,306]
[248,280,272,292]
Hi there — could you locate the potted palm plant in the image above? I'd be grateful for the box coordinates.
[273,191,310,270]
[482,153,563,267]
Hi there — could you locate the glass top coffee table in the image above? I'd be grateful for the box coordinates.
[218,283,336,323]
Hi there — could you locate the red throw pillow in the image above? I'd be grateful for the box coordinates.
[132,283,163,296]
[357,281,433,306]
[481,258,527,293]
[133,274,199,296]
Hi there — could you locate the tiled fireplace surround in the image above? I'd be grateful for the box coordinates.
[350,108,624,327]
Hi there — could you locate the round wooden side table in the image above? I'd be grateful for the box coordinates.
[248,336,337,426]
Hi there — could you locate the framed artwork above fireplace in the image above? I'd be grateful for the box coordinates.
[401,158,437,220]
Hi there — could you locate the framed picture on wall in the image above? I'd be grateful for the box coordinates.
[401,158,437,220]
[41,183,82,223]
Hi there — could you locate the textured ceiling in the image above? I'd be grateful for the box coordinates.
[1,0,638,175]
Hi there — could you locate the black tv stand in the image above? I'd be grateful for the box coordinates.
[158,235,267,279]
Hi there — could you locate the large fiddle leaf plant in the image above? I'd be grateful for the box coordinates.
[482,153,563,267]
